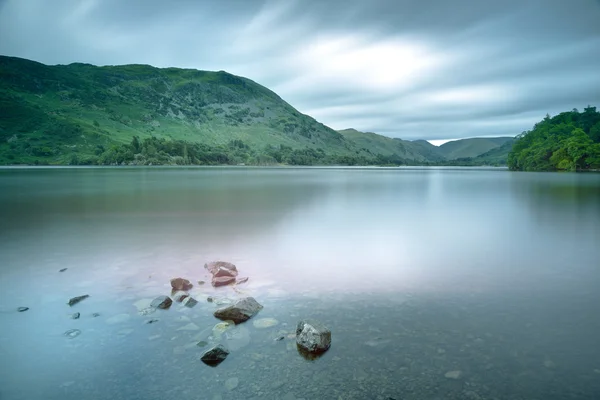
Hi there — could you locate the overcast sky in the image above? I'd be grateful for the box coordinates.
[1,0,600,142]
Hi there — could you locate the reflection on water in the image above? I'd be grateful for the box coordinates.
[0,167,599,400]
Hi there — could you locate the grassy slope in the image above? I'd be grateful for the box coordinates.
[437,137,514,160]
[337,129,445,162]
[0,56,376,164]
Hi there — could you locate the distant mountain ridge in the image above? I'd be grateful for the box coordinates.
[0,55,512,165]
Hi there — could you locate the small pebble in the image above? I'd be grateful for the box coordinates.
[146,319,159,324]
[71,312,80,319]
[198,280,205,285]
[17,307,29,312]
[59,268,68,272]
[92,313,100,317]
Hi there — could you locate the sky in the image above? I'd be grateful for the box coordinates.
[1,0,600,142]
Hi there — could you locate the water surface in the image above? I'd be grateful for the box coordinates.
[0,167,599,400]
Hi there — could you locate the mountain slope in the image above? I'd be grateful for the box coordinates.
[0,55,398,165]
[438,137,514,160]
[336,129,445,162]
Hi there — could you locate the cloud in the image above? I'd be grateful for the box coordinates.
[1,0,600,140]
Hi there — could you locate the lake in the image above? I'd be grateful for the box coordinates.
[0,166,599,400]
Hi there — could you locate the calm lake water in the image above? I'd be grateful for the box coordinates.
[0,167,599,400]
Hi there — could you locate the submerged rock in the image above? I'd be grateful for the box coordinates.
[444,370,462,380]
[64,329,81,339]
[214,297,263,324]
[150,296,173,310]
[225,377,239,391]
[170,278,193,291]
[236,277,249,285]
[183,296,198,308]
[17,307,29,312]
[296,319,331,354]
[201,344,230,366]
[92,313,101,317]
[71,312,80,319]
[59,268,68,272]
[173,291,190,303]
[68,295,89,306]
[253,318,279,329]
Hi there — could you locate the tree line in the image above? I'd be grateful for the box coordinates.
[508,106,600,171]
[69,136,408,167]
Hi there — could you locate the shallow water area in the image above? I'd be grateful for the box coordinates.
[1,166,599,400]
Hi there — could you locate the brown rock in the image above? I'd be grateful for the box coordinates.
[214,266,237,278]
[212,275,236,287]
[170,278,193,291]
[205,261,237,276]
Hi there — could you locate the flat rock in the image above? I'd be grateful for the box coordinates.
[445,370,462,379]
[205,261,237,276]
[224,325,251,351]
[177,323,200,331]
[150,296,173,310]
[296,319,331,354]
[225,377,239,391]
[68,295,89,306]
[214,297,263,324]
[212,275,236,287]
[253,318,279,329]
[171,278,193,291]
[201,344,230,366]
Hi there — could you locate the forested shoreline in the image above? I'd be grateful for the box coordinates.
[508,106,600,171]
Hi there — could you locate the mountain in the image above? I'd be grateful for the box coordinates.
[0,55,515,166]
[336,129,445,162]
[1,55,372,165]
[437,137,514,160]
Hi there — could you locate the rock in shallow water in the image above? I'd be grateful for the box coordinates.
[253,318,278,329]
[150,296,172,310]
[214,297,263,324]
[68,295,89,306]
[64,329,81,339]
[71,312,80,319]
[17,307,29,312]
[201,344,230,366]
[296,319,331,354]
[170,278,193,291]
[212,275,236,287]
[205,261,237,275]
[444,370,462,379]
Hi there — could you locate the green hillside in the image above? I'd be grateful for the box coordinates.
[336,129,445,162]
[0,56,413,166]
[437,137,514,160]
[508,107,600,171]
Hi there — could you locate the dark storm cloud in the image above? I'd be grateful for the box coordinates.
[1,0,600,142]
